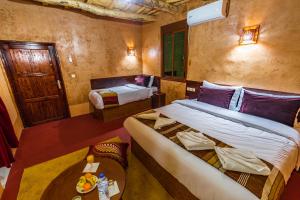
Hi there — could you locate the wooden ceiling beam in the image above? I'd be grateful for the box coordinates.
[31,0,156,21]
[131,0,178,14]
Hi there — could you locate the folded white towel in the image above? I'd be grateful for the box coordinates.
[136,112,160,120]
[154,117,176,130]
[215,147,271,176]
[177,131,216,151]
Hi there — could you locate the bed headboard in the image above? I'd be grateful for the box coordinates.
[185,80,300,122]
[90,75,161,90]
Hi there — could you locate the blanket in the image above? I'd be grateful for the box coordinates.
[97,89,119,108]
[134,110,285,200]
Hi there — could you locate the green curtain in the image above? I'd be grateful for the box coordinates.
[173,31,185,78]
[163,34,173,76]
[163,31,185,78]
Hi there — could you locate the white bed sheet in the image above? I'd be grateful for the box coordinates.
[89,84,156,109]
[124,101,299,200]
[174,99,300,170]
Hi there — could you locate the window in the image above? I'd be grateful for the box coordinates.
[161,20,188,81]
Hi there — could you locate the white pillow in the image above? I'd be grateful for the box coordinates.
[202,80,242,111]
[147,76,154,88]
[294,108,300,128]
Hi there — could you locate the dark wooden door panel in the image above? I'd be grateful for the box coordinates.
[9,49,32,74]
[16,75,59,99]
[25,98,65,125]
[0,41,69,127]
[10,49,55,75]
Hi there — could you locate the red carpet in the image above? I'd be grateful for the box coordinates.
[1,114,130,200]
[1,114,300,200]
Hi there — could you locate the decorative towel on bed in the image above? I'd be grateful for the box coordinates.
[177,131,216,150]
[215,147,271,176]
[136,112,176,129]
[97,89,119,108]
[136,112,160,120]
[134,110,285,200]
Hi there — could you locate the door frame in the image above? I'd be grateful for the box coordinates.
[0,40,70,127]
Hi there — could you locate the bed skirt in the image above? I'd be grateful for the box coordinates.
[131,138,199,200]
[93,99,151,122]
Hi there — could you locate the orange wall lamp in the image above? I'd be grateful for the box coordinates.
[239,25,260,45]
[127,47,136,56]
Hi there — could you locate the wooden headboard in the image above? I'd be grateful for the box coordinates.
[90,75,161,90]
[185,80,300,122]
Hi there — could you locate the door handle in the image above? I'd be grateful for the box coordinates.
[57,80,62,90]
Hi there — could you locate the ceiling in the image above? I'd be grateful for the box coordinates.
[28,0,202,22]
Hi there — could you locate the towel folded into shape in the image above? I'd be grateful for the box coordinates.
[176,131,216,151]
[154,117,176,130]
[136,112,160,120]
[215,147,271,176]
[136,112,176,129]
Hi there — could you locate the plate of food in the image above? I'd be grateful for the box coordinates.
[76,173,98,194]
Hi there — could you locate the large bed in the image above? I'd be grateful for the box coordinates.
[124,81,300,200]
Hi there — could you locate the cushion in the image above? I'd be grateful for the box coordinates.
[239,90,300,127]
[91,142,129,168]
[202,80,242,111]
[294,108,300,128]
[147,76,155,88]
[237,89,300,111]
[197,87,235,109]
[135,75,154,87]
[134,75,145,86]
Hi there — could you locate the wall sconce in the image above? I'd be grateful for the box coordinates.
[239,25,260,45]
[127,47,136,56]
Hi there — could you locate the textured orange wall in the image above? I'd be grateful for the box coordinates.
[142,0,300,102]
[0,0,143,116]
[160,80,186,104]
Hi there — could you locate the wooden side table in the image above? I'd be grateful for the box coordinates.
[41,157,126,200]
[151,92,166,108]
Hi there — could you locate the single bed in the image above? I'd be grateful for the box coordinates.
[89,75,160,121]
[89,84,158,110]
[124,81,300,200]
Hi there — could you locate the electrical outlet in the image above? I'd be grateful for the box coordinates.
[187,87,196,92]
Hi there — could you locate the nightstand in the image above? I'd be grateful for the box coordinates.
[151,92,166,108]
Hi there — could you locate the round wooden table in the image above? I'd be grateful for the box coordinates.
[41,157,126,200]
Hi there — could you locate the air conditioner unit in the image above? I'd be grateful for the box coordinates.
[187,0,230,26]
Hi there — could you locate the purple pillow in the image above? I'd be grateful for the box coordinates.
[240,90,300,126]
[135,75,152,87]
[134,76,145,86]
[197,87,235,109]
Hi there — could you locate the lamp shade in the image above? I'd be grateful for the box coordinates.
[239,25,260,45]
[127,47,136,56]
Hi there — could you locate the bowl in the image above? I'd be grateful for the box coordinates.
[76,175,98,194]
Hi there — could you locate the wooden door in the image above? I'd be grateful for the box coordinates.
[0,41,69,127]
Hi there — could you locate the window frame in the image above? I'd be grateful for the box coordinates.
[161,20,188,82]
